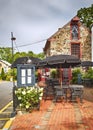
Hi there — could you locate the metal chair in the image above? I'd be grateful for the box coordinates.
[71,87,83,102]
[54,87,67,102]
[43,79,55,100]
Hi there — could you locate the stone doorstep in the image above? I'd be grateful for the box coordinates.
[33,102,55,130]
[73,103,87,130]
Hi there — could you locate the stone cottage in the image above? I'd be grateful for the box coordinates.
[43,16,91,61]
[42,16,92,84]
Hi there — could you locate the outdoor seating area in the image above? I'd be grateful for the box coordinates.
[43,78,84,103]
[10,98,93,130]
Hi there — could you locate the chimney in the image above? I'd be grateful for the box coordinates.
[92,26,93,62]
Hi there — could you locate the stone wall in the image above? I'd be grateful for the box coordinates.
[46,21,91,61]
[79,24,91,61]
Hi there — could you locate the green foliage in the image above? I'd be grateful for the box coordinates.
[15,87,43,110]
[82,67,93,79]
[71,68,82,84]
[77,4,93,29]
[50,69,57,78]
[13,51,44,61]
[0,68,6,80]
[0,47,45,64]
[6,69,17,81]
[36,52,45,59]
[0,47,12,63]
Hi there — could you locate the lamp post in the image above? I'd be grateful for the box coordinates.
[11,32,16,116]
[11,32,16,86]
[91,26,93,62]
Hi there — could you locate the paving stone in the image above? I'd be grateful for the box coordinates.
[10,99,93,130]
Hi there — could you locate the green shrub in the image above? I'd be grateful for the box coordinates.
[71,68,82,84]
[1,68,6,80]
[82,67,93,79]
[15,87,43,110]
[6,69,17,81]
[50,69,57,78]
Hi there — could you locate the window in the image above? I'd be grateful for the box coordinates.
[17,64,35,87]
[72,25,78,40]
[71,43,80,58]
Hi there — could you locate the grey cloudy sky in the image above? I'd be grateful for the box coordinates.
[0,0,93,54]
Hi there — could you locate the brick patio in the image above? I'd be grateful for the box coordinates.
[10,98,93,130]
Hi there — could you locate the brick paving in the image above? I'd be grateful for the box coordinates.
[9,86,93,130]
[9,98,93,130]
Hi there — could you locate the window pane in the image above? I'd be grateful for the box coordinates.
[21,77,26,84]
[21,69,26,76]
[72,25,78,40]
[71,44,80,58]
[27,69,31,76]
[27,77,32,84]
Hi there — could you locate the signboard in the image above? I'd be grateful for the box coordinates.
[17,64,35,87]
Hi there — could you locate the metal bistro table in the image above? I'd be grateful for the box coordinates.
[54,85,84,102]
[69,85,84,102]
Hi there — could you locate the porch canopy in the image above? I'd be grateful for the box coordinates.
[37,54,81,68]
[37,54,81,88]
[80,61,93,67]
[11,56,41,68]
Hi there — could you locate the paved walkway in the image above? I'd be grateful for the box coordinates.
[10,99,93,130]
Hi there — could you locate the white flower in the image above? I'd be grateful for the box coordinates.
[35,83,37,87]
[26,86,29,90]
[40,93,43,97]
[39,88,44,92]
[30,87,34,91]
[18,88,21,92]
[27,90,31,93]
[15,90,17,94]
[39,97,42,100]
[22,91,26,95]
[18,96,21,100]
[19,103,22,107]
[26,105,29,109]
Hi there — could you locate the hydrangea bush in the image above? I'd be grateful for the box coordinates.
[15,86,43,110]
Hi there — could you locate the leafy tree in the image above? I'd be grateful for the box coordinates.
[6,69,17,81]
[13,51,44,61]
[13,52,21,61]
[0,47,45,64]
[0,68,6,80]
[77,4,93,29]
[0,47,12,63]
[36,52,45,59]
[82,67,93,79]
[28,51,34,57]
[71,68,82,84]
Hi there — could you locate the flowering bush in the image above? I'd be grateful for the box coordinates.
[15,86,43,110]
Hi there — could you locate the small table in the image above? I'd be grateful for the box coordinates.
[69,85,84,102]
[54,85,84,102]
[54,85,69,102]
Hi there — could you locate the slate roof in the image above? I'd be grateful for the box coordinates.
[81,61,93,67]
[38,54,81,68]
[11,56,41,68]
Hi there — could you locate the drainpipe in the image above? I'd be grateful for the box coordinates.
[92,26,93,62]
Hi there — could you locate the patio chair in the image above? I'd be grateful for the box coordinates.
[71,87,83,102]
[43,79,56,100]
[62,77,70,85]
[54,88,67,102]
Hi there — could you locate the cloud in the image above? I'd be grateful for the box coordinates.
[0,0,93,53]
